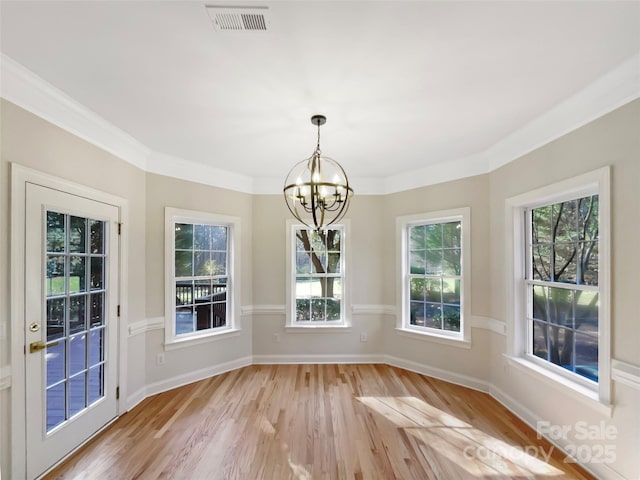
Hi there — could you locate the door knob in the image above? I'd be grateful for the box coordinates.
[29,340,59,353]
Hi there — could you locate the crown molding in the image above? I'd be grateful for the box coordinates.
[383,152,490,194]
[146,151,254,194]
[487,53,640,172]
[2,52,638,195]
[0,54,150,171]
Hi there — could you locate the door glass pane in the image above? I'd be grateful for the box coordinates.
[68,374,87,417]
[90,293,104,328]
[47,298,65,341]
[46,382,66,431]
[69,256,86,293]
[46,255,66,296]
[69,296,86,334]
[45,211,108,432]
[47,212,66,253]
[69,334,86,376]
[90,220,104,254]
[89,329,104,366]
[69,216,87,253]
[90,257,103,290]
[46,341,65,387]
[88,365,104,405]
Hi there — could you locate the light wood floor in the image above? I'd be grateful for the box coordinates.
[44,364,595,479]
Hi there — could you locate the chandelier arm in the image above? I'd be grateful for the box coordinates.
[285,186,313,228]
[283,114,353,232]
[326,195,351,227]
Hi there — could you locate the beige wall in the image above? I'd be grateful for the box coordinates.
[250,194,387,357]
[488,99,640,479]
[144,173,253,385]
[1,96,639,479]
[381,174,492,381]
[0,99,148,477]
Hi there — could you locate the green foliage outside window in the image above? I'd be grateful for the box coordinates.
[294,228,342,322]
[408,220,462,333]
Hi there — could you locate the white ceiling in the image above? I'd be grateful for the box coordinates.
[1,1,639,193]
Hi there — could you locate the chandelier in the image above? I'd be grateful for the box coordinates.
[283,115,354,231]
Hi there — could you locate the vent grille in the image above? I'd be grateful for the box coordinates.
[206,6,270,32]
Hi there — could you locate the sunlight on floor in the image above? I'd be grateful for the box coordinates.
[357,396,565,478]
[259,415,311,480]
[288,455,312,480]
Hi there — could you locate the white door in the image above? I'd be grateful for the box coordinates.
[25,183,120,479]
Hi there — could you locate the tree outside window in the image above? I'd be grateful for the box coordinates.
[293,227,344,323]
[527,195,599,382]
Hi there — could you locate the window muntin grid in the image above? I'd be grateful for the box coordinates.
[293,227,344,323]
[407,220,462,333]
[525,195,599,383]
[45,212,106,432]
[174,223,229,335]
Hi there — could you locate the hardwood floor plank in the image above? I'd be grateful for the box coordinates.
[43,364,596,480]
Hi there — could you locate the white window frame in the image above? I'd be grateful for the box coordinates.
[164,207,241,349]
[285,219,351,330]
[396,207,471,347]
[505,167,611,407]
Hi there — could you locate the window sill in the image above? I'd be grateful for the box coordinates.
[395,328,471,349]
[503,355,612,417]
[285,325,352,333]
[164,328,241,351]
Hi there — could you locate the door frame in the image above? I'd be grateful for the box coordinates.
[10,164,130,479]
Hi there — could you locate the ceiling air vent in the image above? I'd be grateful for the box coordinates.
[205,6,270,32]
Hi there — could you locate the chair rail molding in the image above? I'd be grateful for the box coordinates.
[612,359,640,391]
[128,317,165,337]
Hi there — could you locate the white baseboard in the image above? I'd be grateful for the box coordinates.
[384,354,491,393]
[252,354,385,365]
[145,356,253,399]
[489,384,626,480]
[126,386,148,412]
[126,356,253,410]
[120,352,634,479]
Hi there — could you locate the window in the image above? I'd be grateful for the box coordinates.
[506,167,610,404]
[286,221,349,328]
[397,208,470,344]
[165,208,240,346]
[526,196,599,383]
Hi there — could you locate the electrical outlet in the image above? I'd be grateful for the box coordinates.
[360,332,368,342]
[273,333,280,343]
[156,353,165,365]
